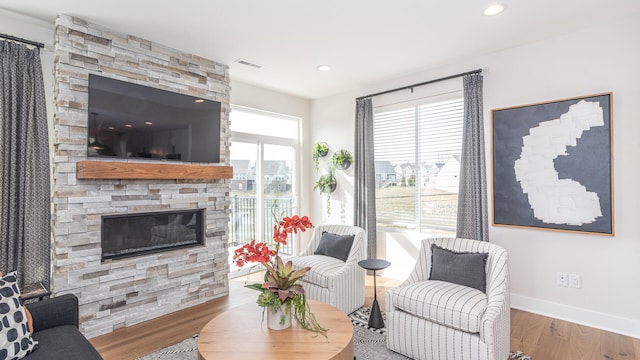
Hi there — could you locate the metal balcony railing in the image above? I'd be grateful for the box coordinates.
[229,196,294,256]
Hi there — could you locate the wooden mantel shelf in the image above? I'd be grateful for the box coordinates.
[76,161,233,180]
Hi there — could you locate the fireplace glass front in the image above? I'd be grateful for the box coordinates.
[101,209,204,261]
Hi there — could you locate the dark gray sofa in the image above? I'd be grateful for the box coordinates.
[25,294,103,359]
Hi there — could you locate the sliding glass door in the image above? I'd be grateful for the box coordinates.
[229,106,300,272]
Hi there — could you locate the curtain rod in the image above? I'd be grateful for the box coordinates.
[356,68,482,100]
[0,32,44,49]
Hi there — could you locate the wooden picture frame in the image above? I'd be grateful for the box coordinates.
[491,93,613,235]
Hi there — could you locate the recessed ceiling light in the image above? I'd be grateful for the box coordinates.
[107,126,115,130]
[145,121,153,125]
[125,124,132,128]
[195,99,205,103]
[483,4,505,16]
[317,65,332,72]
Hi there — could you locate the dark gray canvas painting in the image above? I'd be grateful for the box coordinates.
[492,93,613,235]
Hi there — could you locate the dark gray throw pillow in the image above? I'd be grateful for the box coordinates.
[429,244,488,293]
[314,231,355,262]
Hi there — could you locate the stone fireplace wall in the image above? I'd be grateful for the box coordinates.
[52,14,230,338]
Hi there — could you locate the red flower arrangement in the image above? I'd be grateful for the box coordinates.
[233,215,312,267]
[233,210,326,336]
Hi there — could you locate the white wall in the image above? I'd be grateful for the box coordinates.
[230,80,310,121]
[309,14,640,337]
[484,15,640,337]
[308,94,356,225]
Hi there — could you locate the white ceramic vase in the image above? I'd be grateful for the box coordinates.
[267,305,292,330]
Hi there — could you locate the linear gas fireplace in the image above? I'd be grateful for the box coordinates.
[101,209,205,261]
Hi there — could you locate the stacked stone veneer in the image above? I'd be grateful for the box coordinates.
[52,14,230,338]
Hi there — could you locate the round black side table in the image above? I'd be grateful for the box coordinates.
[358,259,391,329]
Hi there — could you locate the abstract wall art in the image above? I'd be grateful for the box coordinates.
[491,93,613,235]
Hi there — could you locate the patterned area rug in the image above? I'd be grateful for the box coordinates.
[349,307,411,359]
[136,334,198,360]
[510,352,532,360]
[136,307,531,360]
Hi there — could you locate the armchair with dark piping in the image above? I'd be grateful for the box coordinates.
[290,224,366,314]
[386,237,510,360]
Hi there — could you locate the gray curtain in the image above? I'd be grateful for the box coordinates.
[456,73,489,241]
[0,40,51,288]
[354,97,377,259]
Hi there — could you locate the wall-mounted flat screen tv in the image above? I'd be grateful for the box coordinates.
[87,74,221,163]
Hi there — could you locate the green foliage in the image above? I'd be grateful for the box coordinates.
[331,149,353,169]
[313,172,336,216]
[291,294,328,338]
[245,283,265,292]
[313,173,336,193]
[312,142,329,171]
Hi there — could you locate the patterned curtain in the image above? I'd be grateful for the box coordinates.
[0,40,51,288]
[456,73,489,241]
[354,97,377,259]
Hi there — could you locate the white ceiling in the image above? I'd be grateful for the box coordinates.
[1,1,639,100]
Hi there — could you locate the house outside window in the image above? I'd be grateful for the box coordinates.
[373,93,463,236]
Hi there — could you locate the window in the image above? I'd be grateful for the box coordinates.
[373,94,463,235]
[229,106,300,270]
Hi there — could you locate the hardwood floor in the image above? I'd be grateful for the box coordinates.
[510,308,640,360]
[90,275,640,360]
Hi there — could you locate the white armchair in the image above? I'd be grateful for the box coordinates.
[290,224,366,314]
[386,237,510,360]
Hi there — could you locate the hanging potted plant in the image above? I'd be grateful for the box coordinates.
[331,149,353,170]
[313,173,336,194]
[312,142,329,171]
[313,172,336,215]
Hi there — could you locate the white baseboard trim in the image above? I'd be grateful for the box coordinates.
[511,293,640,338]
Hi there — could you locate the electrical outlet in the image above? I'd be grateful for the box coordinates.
[569,274,581,288]
[557,272,568,287]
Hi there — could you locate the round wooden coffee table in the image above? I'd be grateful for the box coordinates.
[197,300,354,360]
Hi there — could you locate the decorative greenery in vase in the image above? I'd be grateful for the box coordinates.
[312,142,329,171]
[233,205,328,337]
[313,171,336,216]
[331,149,353,170]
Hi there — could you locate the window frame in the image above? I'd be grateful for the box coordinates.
[372,90,464,235]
